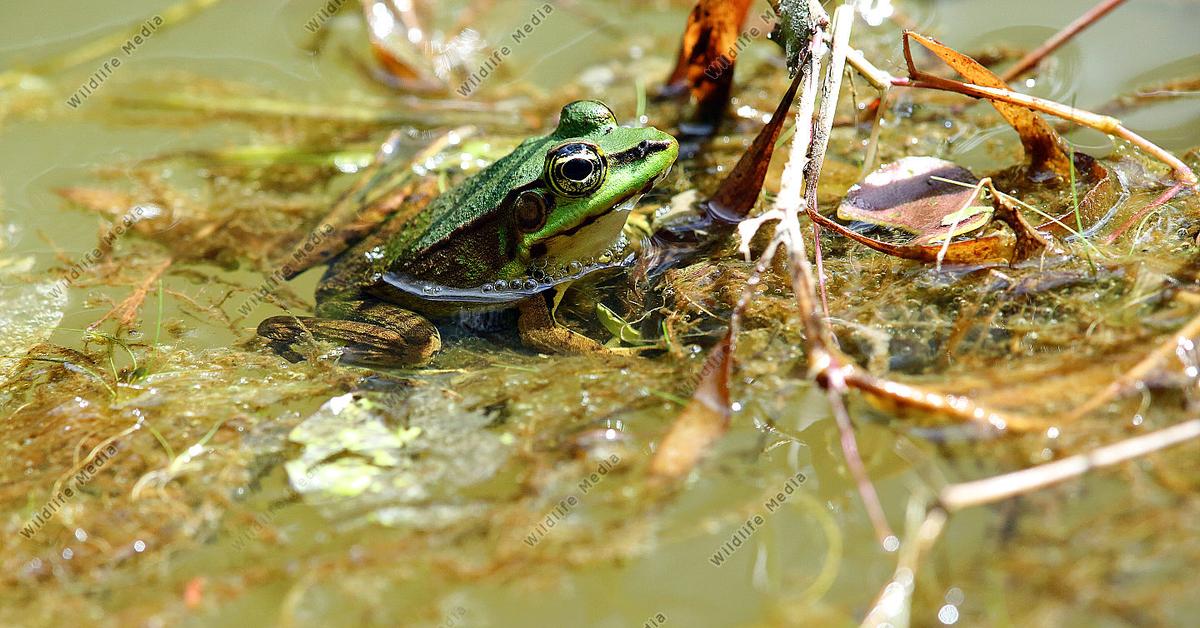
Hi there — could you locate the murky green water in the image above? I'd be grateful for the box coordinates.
[2,1,1199,626]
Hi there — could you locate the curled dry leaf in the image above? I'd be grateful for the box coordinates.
[707,70,805,222]
[836,156,992,246]
[813,208,1013,265]
[904,31,1077,181]
[636,70,803,279]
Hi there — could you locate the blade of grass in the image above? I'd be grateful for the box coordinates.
[1068,142,1097,271]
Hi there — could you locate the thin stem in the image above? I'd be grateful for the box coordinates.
[803,3,855,323]
[154,279,164,350]
[1103,182,1187,245]
[771,8,895,544]
[999,0,1129,83]
[939,418,1200,511]
[891,74,1198,187]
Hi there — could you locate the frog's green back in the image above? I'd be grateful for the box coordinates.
[398,135,550,258]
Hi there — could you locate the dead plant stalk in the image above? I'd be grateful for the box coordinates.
[739,3,897,545]
[845,43,1199,189]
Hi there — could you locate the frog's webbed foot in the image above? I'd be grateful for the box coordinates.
[516,296,611,356]
[258,300,440,367]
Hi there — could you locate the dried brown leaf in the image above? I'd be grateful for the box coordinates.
[648,333,732,480]
[905,31,1075,180]
[663,0,755,133]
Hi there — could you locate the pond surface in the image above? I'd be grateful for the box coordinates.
[1,1,1199,626]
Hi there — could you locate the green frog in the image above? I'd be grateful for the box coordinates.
[258,100,678,367]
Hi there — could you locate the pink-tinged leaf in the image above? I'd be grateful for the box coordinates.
[837,157,991,245]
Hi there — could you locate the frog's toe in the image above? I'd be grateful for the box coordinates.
[257,312,440,367]
[604,345,655,357]
[516,297,609,356]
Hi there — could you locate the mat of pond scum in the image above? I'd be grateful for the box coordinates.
[2,2,1200,626]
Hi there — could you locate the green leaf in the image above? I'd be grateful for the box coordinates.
[596,303,644,344]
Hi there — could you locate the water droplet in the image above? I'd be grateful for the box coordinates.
[61,548,73,560]
[494,280,508,290]
[481,283,494,293]
[133,540,146,553]
[523,279,538,290]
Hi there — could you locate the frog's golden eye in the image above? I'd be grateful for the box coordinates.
[514,190,548,233]
[545,142,607,198]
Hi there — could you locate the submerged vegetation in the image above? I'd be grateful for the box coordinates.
[1,0,1199,625]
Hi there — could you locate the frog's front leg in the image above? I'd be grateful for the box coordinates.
[516,295,610,355]
[257,297,441,367]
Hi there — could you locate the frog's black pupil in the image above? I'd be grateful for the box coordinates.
[562,158,594,181]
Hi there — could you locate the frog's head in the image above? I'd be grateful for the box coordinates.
[503,100,678,276]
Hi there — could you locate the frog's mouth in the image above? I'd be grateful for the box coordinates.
[381,253,635,306]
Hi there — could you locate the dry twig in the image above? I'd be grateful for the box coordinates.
[999,0,1129,83]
